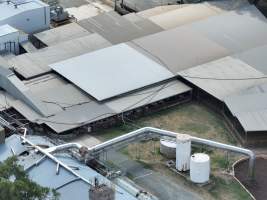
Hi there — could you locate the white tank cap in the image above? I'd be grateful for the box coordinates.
[191,153,210,163]
[176,134,191,141]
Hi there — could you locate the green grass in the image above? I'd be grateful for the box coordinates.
[96,124,134,141]
[208,176,253,200]
[179,122,211,134]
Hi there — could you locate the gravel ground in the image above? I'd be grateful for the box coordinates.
[234,157,267,200]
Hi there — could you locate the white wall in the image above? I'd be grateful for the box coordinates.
[0,31,20,54]
[0,5,50,34]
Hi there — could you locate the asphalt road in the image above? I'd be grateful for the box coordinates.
[106,150,202,200]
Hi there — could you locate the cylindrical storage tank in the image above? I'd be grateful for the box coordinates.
[160,137,176,158]
[190,153,210,183]
[176,134,191,171]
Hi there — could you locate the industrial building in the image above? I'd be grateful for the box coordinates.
[0,0,50,34]
[0,0,265,147]
[0,1,266,200]
[0,132,140,200]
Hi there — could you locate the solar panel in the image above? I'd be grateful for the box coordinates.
[50,43,174,101]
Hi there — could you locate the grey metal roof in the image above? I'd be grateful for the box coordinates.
[224,83,267,132]
[148,3,222,30]
[34,23,91,46]
[122,0,178,11]
[235,110,267,132]
[24,74,93,116]
[0,134,138,200]
[184,5,267,53]
[134,4,188,18]
[233,44,267,75]
[37,101,114,133]
[0,65,52,116]
[8,34,112,79]
[225,93,267,116]
[78,11,163,44]
[178,56,267,100]
[0,74,191,133]
[105,80,191,113]
[132,27,230,74]
[50,43,174,101]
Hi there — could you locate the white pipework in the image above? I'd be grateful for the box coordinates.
[19,128,93,185]
[46,143,82,153]
[87,127,255,180]
[190,136,255,179]
[25,127,255,180]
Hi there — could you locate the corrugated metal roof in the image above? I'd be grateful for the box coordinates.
[50,43,174,101]
[225,93,267,116]
[185,5,267,53]
[37,101,114,133]
[122,0,178,11]
[78,11,163,44]
[224,83,267,132]
[236,110,267,132]
[34,23,91,46]
[105,80,191,113]
[149,3,221,30]
[135,4,188,18]
[24,74,92,115]
[8,34,112,79]
[233,44,267,75]
[132,27,230,74]
[178,56,267,100]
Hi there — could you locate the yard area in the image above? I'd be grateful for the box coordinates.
[93,102,252,200]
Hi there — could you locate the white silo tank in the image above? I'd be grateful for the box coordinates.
[176,134,191,171]
[190,153,210,183]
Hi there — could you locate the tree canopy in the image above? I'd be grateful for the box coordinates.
[0,156,59,200]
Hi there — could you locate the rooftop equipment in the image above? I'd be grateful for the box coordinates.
[89,177,115,200]
[0,0,50,34]
[190,153,210,183]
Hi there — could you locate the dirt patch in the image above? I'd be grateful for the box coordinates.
[234,157,267,200]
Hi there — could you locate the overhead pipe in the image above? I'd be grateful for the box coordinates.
[87,127,255,180]
[33,127,255,180]
[190,136,255,179]
[46,143,82,153]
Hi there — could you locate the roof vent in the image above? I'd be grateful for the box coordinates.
[89,177,115,200]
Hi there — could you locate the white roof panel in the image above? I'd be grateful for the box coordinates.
[50,43,174,101]
[0,24,18,36]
